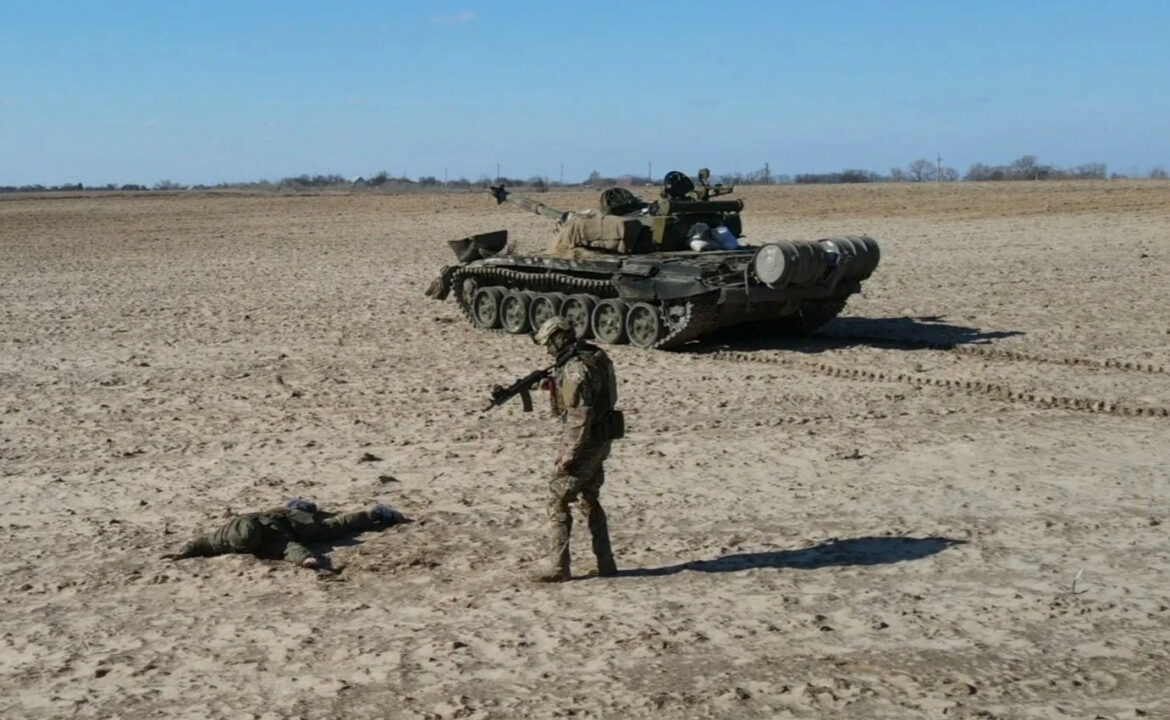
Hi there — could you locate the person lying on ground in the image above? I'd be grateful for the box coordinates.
[162,498,407,570]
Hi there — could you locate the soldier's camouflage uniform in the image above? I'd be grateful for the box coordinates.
[173,506,396,566]
[545,343,620,579]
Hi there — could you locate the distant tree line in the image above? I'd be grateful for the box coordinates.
[563,157,1155,187]
[963,155,1109,181]
[2,157,1167,194]
[795,169,889,185]
[0,182,148,193]
[737,156,1132,185]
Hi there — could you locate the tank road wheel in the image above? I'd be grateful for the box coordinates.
[591,299,628,345]
[499,291,532,334]
[471,287,503,329]
[626,302,665,348]
[561,294,598,340]
[528,293,564,331]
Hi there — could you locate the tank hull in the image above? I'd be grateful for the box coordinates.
[428,233,880,350]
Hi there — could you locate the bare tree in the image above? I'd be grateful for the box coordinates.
[1011,155,1040,180]
[907,158,936,182]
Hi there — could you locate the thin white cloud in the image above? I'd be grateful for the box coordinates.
[432,11,475,25]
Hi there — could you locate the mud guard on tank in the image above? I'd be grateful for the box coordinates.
[611,274,711,302]
[449,230,508,262]
[426,265,457,301]
[427,230,511,301]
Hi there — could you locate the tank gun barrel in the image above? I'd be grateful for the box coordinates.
[488,185,568,223]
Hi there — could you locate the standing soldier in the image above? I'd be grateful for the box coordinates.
[531,317,625,582]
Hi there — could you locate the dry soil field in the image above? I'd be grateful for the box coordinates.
[1,181,1168,719]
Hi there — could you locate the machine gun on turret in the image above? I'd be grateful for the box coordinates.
[693,168,735,201]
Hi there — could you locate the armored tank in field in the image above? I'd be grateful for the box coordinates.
[426,169,880,350]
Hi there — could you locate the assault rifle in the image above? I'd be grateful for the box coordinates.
[483,341,584,412]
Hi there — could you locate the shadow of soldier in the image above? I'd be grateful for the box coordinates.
[699,315,1022,353]
[617,535,966,578]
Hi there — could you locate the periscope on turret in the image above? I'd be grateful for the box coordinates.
[427,169,881,350]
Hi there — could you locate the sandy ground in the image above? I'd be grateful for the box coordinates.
[1,181,1168,719]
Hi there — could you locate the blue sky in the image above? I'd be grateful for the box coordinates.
[2,0,1168,185]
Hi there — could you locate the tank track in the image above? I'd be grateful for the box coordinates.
[450,265,721,350]
[703,350,1170,419]
[451,265,616,297]
[814,329,1170,376]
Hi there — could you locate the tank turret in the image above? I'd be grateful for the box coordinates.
[488,171,748,256]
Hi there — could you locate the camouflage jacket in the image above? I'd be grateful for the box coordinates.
[180,507,385,561]
[552,344,618,457]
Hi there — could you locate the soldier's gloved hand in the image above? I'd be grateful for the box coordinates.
[372,503,406,524]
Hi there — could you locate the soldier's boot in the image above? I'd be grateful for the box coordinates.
[534,507,572,583]
[581,492,616,577]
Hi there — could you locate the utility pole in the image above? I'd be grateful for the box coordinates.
[648,161,652,183]
[764,162,771,185]
[444,167,448,185]
[937,153,942,183]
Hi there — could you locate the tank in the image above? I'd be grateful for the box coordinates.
[425,169,880,350]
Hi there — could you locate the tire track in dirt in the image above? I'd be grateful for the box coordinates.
[704,349,1170,419]
[816,330,1170,376]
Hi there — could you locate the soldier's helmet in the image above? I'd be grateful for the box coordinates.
[534,316,575,346]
